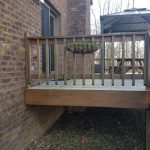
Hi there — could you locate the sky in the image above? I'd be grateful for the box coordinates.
[92,0,150,12]
[131,0,150,8]
[91,0,150,33]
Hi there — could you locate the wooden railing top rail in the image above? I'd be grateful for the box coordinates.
[27,32,146,40]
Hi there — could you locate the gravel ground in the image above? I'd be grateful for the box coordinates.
[27,108,145,150]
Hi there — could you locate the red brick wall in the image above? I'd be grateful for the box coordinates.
[67,0,92,75]
[67,0,91,36]
[0,0,91,149]
[0,0,66,149]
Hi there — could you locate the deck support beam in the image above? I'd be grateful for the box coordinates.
[25,89,150,108]
[146,109,150,150]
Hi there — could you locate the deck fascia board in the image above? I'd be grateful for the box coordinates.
[25,88,150,109]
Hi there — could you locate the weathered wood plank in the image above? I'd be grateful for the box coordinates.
[27,31,146,40]
[24,33,30,87]
[64,39,67,85]
[29,36,145,45]
[111,36,115,86]
[54,39,58,85]
[144,34,147,86]
[92,37,95,85]
[82,38,85,85]
[37,39,41,84]
[73,38,76,85]
[46,39,49,85]
[26,37,32,86]
[132,35,136,86]
[30,73,144,80]
[101,37,105,85]
[25,88,150,108]
[122,36,125,86]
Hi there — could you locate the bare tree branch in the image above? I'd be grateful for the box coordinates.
[91,9,98,34]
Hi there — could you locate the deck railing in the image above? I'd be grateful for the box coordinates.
[25,32,150,87]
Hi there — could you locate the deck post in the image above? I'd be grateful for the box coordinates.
[146,109,150,150]
[37,39,41,84]
[24,32,31,88]
[145,31,150,87]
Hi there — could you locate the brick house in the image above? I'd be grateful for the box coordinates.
[0,0,92,149]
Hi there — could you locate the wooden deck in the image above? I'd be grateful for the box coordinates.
[25,79,150,109]
[24,32,150,108]
[24,31,150,150]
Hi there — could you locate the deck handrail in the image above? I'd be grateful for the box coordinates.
[25,32,148,87]
[27,31,146,40]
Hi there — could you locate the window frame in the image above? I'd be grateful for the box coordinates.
[41,0,59,73]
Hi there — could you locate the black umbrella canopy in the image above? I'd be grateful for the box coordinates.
[100,8,150,33]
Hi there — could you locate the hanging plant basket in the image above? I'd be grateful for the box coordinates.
[66,41,100,54]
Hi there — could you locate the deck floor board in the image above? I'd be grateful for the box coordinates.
[30,79,146,91]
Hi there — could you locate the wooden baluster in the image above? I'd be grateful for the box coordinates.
[54,39,58,85]
[144,33,147,86]
[46,39,49,85]
[37,39,41,84]
[144,32,150,87]
[91,37,95,85]
[111,36,115,86]
[122,36,125,86]
[82,38,85,85]
[28,40,32,86]
[64,38,67,85]
[24,33,31,87]
[132,35,136,86]
[73,38,76,85]
[101,36,105,85]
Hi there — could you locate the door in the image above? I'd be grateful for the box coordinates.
[41,2,57,73]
